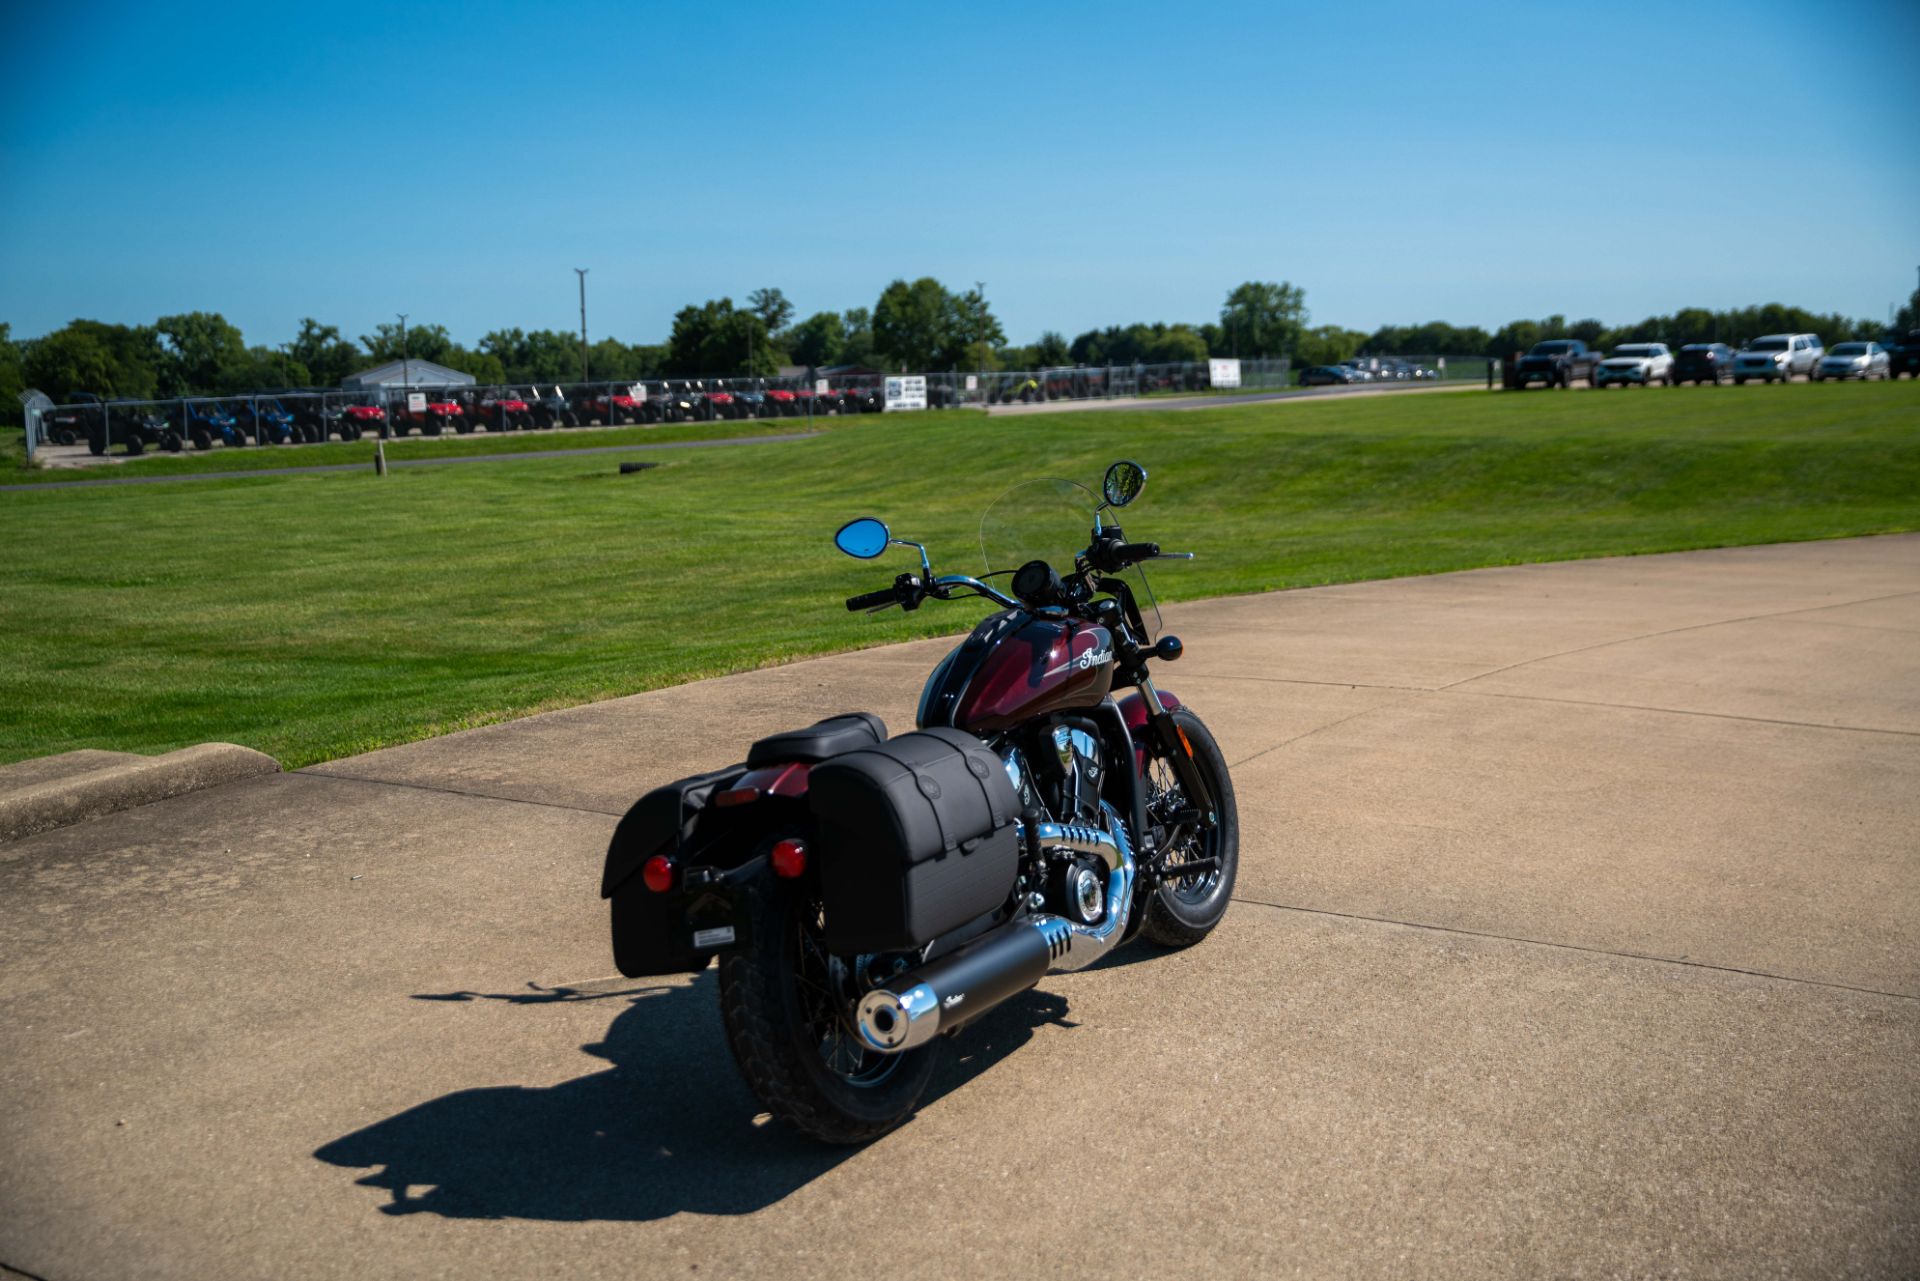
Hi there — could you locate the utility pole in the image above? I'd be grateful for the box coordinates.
[575,268,590,383]
[974,280,986,395]
[398,312,410,414]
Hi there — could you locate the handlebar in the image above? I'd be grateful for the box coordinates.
[845,587,900,612]
[1113,541,1159,564]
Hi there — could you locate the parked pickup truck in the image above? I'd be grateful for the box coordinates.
[1506,339,1602,389]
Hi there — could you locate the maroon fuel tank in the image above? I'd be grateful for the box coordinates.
[917,609,1115,734]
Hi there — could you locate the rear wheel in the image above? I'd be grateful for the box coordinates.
[1138,707,1240,949]
[161,430,183,453]
[719,869,939,1145]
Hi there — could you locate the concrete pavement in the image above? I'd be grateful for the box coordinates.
[2,535,1916,1280]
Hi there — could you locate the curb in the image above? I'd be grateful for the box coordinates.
[0,743,282,844]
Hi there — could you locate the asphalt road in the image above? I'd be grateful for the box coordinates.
[2,536,1915,1280]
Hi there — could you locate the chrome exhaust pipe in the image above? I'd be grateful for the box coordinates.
[854,807,1136,1054]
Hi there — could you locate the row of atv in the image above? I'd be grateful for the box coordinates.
[41,394,387,455]
[44,380,893,455]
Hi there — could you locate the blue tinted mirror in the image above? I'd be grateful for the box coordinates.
[834,517,891,559]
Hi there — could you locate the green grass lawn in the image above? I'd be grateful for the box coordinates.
[1,416,816,484]
[3,381,1916,768]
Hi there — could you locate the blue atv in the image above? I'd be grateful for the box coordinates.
[185,402,250,450]
[235,398,301,445]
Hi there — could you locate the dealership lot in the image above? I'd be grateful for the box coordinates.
[2,535,1914,1280]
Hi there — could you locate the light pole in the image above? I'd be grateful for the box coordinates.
[575,268,590,383]
[398,312,409,423]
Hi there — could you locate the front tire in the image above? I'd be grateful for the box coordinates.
[719,871,939,1144]
[1138,707,1240,949]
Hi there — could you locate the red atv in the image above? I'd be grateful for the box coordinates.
[388,396,464,437]
[333,402,386,440]
[464,389,532,433]
[571,386,641,426]
[763,385,798,417]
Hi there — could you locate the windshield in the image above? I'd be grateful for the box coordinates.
[1748,338,1789,352]
[1530,341,1574,355]
[979,477,1162,640]
[1830,343,1867,356]
[1613,346,1656,357]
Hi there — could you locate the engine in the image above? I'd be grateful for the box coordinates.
[1000,721,1113,927]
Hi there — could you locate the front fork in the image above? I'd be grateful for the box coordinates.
[1135,671,1218,832]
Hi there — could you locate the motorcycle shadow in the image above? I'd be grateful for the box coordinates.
[313,971,1074,1221]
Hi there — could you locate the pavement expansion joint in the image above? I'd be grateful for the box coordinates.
[293,768,625,817]
[1438,587,1920,693]
[1447,688,1920,738]
[1229,894,1920,1004]
[1227,699,1415,770]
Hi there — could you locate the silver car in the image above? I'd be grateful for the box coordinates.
[1812,341,1891,381]
[1733,333,1823,383]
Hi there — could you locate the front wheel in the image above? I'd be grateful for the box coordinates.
[1139,707,1240,949]
[718,870,939,1144]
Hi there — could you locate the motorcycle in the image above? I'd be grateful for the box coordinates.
[599,461,1238,1143]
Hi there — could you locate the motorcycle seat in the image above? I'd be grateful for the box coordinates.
[746,712,888,767]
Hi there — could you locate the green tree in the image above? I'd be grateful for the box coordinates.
[839,308,876,366]
[1030,331,1070,367]
[747,287,794,338]
[1296,325,1370,367]
[872,278,1003,370]
[285,319,364,386]
[664,299,781,376]
[22,321,162,399]
[155,311,248,396]
[1219,281,1307,358]
[1895,288,1920,334]
[360,321,455,365]
[786,311,846,367]
[0,324,24,419]
[23,328,118,398]
[216,347,310,393]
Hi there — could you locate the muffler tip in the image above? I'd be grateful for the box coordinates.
[856,984,940,1053]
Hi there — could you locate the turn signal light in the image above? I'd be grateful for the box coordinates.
[641,855,675,894]
[770,839,808,879]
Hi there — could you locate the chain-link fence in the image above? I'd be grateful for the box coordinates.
[23,352,1500,461]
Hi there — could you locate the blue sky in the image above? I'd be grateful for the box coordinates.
[3,0,1916,348]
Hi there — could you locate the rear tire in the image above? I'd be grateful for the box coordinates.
[718,869,939,1145]
[1138,708,1240,949]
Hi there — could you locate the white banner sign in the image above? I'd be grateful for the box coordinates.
[884,375,928,412]
[407,392,427,412]
[964,374,978,391]
[815,378,830,395]
[1208,358,1241,389]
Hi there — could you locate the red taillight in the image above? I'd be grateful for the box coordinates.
[771,839,808,879]
[641,855,675,893]
[714,787,760,808]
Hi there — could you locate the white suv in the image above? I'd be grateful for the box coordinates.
[1734,333,1823,384]
[1595,343,1675,387]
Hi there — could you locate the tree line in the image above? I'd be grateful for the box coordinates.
[6,280,1912,418]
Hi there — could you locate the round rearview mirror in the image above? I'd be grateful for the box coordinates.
[1103,460,1147,509]
[834,517,891,559]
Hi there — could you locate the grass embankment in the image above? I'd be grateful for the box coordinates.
[0,416,819,484]
[2,382,1915,768]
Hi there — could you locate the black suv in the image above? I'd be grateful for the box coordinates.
[1672,343,1736,386]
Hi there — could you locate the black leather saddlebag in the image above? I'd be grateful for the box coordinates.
[809,728,1021,953]
[603,762,744,977]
